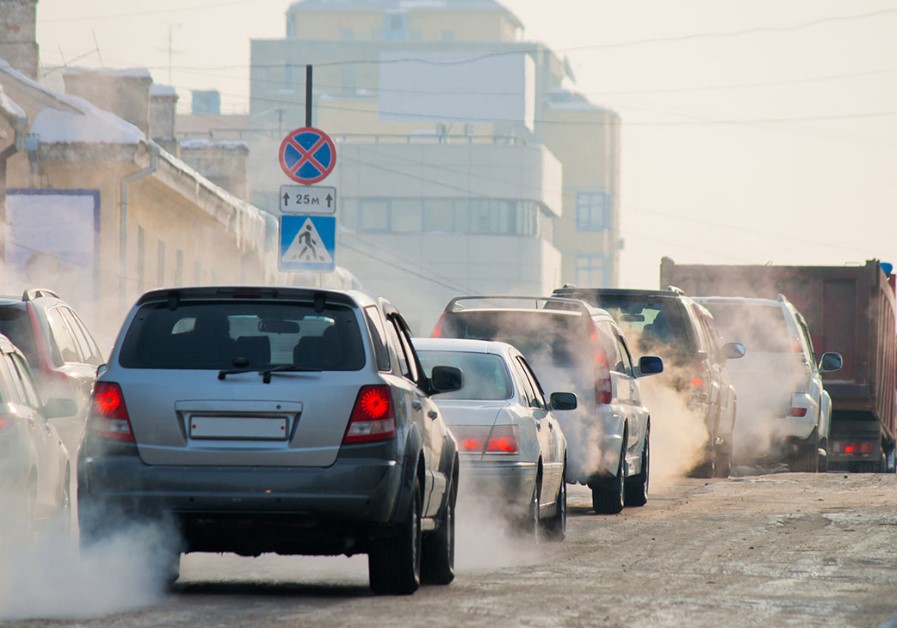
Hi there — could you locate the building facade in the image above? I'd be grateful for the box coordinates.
[245,0,621,330]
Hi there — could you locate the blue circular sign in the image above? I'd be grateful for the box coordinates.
[279,126,337,184]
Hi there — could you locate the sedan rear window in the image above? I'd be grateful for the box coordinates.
[418,350,512,401]
[119,301,365,370]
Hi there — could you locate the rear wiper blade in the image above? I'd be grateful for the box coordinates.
[217,365,322,382]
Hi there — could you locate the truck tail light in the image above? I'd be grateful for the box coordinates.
[343,385,396,444]
[832,441,876,455]
[88,382,135,442]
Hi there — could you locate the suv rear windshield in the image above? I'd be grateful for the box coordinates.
[571,295,697,357]
[441,311,586,368]
[119,301,365,370]
[0,307,37,366]
[700,303,791,353]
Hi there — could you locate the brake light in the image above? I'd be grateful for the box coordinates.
[88,382,134,442]
[0,415,9,430]
[833,441,876,455]
[485,425,519,454]
[790,407,808,417]
[431,313,446,338]
[343,385,396,444]
[589,319,613,405]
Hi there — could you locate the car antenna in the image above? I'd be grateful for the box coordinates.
[167,291,180,311]
[313,292,326,313]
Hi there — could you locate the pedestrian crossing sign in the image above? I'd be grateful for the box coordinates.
[279,215,335,272]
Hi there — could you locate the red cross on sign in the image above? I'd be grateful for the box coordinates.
[278,126,337,185]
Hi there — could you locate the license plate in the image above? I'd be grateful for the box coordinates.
[189,416,288,440]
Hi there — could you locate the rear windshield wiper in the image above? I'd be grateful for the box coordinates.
[218,364,322,383]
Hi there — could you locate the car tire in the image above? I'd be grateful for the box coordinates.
[520,476,542,542]
[592,442,625,515]
[369,477,422,595]
[541,465,567,541]
[624,433,649,507]
[713,442,732,479]
[791,430,819,473]
[421,474,456,585]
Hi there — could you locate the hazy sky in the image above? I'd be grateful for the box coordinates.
[36,0,897,289]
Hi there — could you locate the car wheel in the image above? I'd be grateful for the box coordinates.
[369,477,422,595]
[625,433,649,507]
[421,473,456,585]
[713,441,732,479]
[521,477,542,542]
[791,430,819,473]
[540,466,567,541]
[592,443,625,515]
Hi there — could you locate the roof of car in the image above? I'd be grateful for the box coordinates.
[134,285,379,308]
[553,287,688,299]
[443,294,614,321]
[413,337,515,355]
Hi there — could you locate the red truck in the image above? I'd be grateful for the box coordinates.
[659,258,897,472]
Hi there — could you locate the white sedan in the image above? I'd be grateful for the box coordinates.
[414,338,576,541]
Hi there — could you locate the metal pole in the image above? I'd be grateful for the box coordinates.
[305,64,312,127]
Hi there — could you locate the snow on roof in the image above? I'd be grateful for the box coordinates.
[0,85,26,127]
[63,67,152,79]
[150,84,178,98]
[0,59,145,144]
[180,138,249,151]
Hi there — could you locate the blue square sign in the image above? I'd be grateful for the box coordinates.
[279,215,335,272]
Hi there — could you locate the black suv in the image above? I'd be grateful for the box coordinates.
[552,287,744,478]
[0,289,103,455]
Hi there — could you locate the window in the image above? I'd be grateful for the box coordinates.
[10,353,40,407]
[576,190,610,231]
[359,199,390,232]
[575,254,606,288]
[364,306,391,371]
[385,12,408,40]
[46,307,81,365]
[59,307,99,365]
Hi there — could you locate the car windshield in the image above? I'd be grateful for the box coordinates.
[440,311,584,368]
[700,303,792,353]
[582,296,697,357]
[119,301,365,370]
[418,350,512,400]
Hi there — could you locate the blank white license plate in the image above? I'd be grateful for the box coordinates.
[189,416,288,440]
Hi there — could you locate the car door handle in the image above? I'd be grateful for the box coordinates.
[412,399,423,410]
[428,410,438,420]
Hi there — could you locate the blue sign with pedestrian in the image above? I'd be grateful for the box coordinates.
[280,215,335,272]
[279,126,337,185]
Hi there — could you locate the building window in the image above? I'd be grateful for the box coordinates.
[175,249,184,285]
[385,12,408,40]
[359,199,390,231]
[576,190,610,231]
[575,254,606,288]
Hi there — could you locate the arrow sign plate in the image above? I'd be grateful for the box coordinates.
[279,185,337,215]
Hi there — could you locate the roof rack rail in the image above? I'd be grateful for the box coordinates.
[22,288,60,302]
[667,285,686,296]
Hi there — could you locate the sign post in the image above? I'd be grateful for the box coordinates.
[278,123,338,272]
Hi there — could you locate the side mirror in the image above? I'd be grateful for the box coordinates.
[430,365,463,393]
[550,392,577,411]
[722,342,746,360]
[819,351,843,373]
[636,355,664,377]
[44,397,77,419]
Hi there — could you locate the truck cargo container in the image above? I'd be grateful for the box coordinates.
[659,258,897,472]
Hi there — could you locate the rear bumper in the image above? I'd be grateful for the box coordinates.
[78,443,408,554]
[458,459,537,510]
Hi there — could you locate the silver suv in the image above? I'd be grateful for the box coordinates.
[433,296,663,514]
[78,286,463,595]
[694,295,842,472]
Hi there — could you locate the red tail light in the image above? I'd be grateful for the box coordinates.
[589,320,612,405]
[833,441,876,455]
[343,385,396,444]
[431,313,446,338]
[451,425,518,454]
[485,425,519,454]
[0,415,10,430]
[88,382,135,442]
[790,407,808,417]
